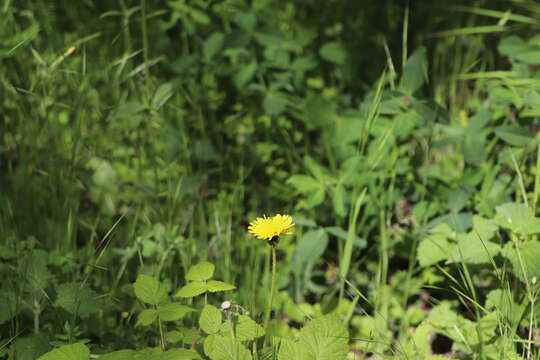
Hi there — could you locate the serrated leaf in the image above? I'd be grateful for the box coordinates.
[495,202,540,235]
[278,338,309,360]
[186,262,215,281]
[199,305,222,334]
[174,281,208,298]
[210,335,252,360]
[235,315,265,341]
[36,343,89,360]
[136,309,158,327]
[298,315,348,360]
[207,280,235,292]
[134,275,167,305]
[55,282,100,318]
[159,303,195,322]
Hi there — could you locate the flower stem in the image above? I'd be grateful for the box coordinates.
[263,245,277,340]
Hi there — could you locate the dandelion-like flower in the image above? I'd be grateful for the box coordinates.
[248,214,294,242]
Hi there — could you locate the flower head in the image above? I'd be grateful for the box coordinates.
[248,214,294,242]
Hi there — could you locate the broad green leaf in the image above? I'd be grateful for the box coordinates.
[186,262,215,281]
[278,338,309,360]
[292,229,329,275]
[10,335,50,360]
[451,233,500,264]
[234,12,256,31]
[319,41,347,64]
[134,275,167,305]
[206,280,236,292]
[199,305,222,334]
[158,303,195,322]
[209,335,252,360]
[235,315,265,341]
[55,282,100,318]
[503,241,540,283]
[174,281,208,298]
[494,125,534,147]
[298,315,348,360]
[21,249,50,289]
[161,348,201,360]
[495,202,540,235]
[165,330,183,343]
[136,309,158,327]
[417,234,452,267]
[37,343,89,360]
[399,46,428,94]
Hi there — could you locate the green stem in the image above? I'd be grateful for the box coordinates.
[263,245,277,341]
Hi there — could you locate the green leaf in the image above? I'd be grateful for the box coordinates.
[332,184,346,217]
[503,241,540,283]
[37,343,90,360]
[206,280,236,292]
[278,339,309,360]
[152,83,174,111]
[0,291,19,324]
[235,315,265,341]
[199,305,222,335]
[208,335,252,360]
[21,249,50,289]
[319,41,347,64]
[134,275,167,305]
[494,125,534,147]
[55,282,100,318]
[107,102,145,122]
[287,175,322,193]
[158,303,195,322]
[298,315,348,360]
[495,202,540,235]
[451,233,500,264]
[136,309,158,327]
[10,335,50,360]
[292,229,329,275]
[203,32,224,60]
[234,62,257,89]
[399,46,428,94]
[417,234,452,267]
[186,262,215,281]
[174,281,208,298]
[161,348,201,360]
[263,92,287,116]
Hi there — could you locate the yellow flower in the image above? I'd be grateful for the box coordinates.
[248,214,294,241]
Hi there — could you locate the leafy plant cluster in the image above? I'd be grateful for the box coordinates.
[4,0,540,359]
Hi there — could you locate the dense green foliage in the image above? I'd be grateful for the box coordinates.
[4,0,540,359]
